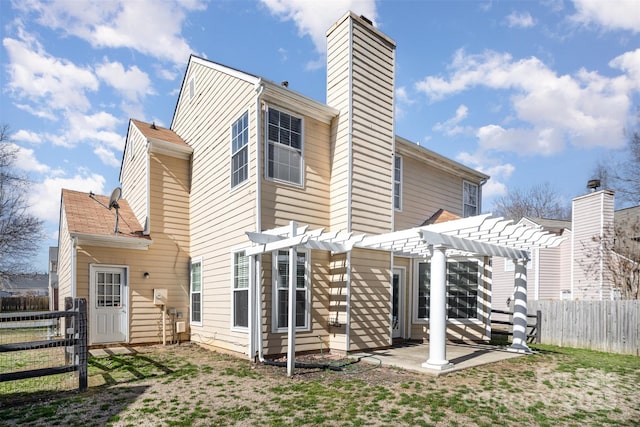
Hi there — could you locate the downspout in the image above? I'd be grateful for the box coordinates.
[145,142,152,235]
[254,81,265,362]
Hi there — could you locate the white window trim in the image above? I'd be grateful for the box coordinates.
[394,155,402,211]
[271,249,311,333]
[190,258,203,326]
[412,258,483,325]
[230,250,249,332]
[230,109,251,191]
[264,105,304,188]
[463,180,479,217]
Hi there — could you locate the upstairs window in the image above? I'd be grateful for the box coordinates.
[394,156,402,210]
[463,181,479,217]
[231,111,249,188]
[266,107,303,186]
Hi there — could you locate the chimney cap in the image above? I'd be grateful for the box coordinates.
[587,179,601,191]
[281,81,288,88]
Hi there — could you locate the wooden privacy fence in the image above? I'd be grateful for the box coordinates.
[529,300,639,356]
[0,298,88,391]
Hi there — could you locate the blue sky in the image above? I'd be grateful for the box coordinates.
[2,0,639,272]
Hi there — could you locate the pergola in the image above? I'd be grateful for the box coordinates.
[245,214,563,375]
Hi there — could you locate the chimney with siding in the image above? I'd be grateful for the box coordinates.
[326,12,396,234]
[571,189,615,300]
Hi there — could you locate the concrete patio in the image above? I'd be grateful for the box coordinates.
[351,341,526,376]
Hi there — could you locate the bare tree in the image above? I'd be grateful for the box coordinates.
[592,131,640,206]
[0,124,45,278]
[492,182,571,221]
[580,214,640,300]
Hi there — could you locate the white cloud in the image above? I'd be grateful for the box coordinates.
[6,142,50,174]
[260,0,377,53]
[570,0,640,33]
[13,129,43,144]
[94,145,121,168]
[29,173,106,223]
[3,36,99,115]
[15,0,205,64]
[506,11,535,28]
[415,48,637,154]
[95,59,155,103]
[433,105,470,136]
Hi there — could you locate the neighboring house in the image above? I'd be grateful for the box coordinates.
[49,247,58,311]
[0,274,49,297]
[57,12,559,368]
[492,189,640,307]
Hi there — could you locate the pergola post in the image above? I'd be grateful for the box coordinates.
[287,221,297,377]
[422,245,453,371]
[510,258,531,353]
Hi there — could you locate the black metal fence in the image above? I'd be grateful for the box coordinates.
[0,297,87,391]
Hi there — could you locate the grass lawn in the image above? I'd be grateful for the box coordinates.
[0,342,638,426]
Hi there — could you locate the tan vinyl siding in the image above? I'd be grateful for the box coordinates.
[121,124,150,227]
[349,21,394,235]
[349,248,391,351]
[537,247,561,300]
[57,206,72,310]
[572,191,614,300]
[261,114,331,230]
[395,154,466,229]
[327,17,351,232]
[327,252,348,351]
[171,61,258,354]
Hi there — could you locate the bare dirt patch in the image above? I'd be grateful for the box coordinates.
[1,343,638,426]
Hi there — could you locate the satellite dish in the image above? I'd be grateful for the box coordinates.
[108,187,122,210]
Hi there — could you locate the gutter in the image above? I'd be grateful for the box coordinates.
[254,81,266,362]
[71,237,77,298]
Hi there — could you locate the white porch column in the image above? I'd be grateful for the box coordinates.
[510,258,531,353]
[422,245,453,371]
[287,221,298,377]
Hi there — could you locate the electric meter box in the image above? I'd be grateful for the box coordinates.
[153,288,168,305]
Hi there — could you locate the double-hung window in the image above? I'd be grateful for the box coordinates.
[232,251,249,328]
[273,250,309,332]
[231,111,249,188]
[416,260,480,321]
[394,156,402,210]
[463,181,479,217]
[190,259,202,325]
[266,107,303,185]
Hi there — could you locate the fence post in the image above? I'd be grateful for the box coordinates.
[75,298,88,391]
[536,310,542,344]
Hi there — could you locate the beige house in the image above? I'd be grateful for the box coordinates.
[57,12,561,371]
[492,189,640,308]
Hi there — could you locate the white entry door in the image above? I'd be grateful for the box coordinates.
[91,266,128,344]
[392,268,404,339]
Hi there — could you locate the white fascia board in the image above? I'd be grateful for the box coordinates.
[261,82,339,125]
[148,138,193,159]
[71,232,152,250]
[190,56,261,85]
